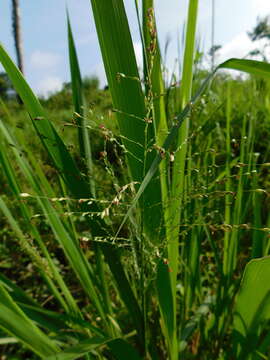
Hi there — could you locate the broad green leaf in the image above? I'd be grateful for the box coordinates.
[89,0,164,241]
[220,58,270,78]
[0,284,59,357]
[89,0,145,180]
[233,257,270,357]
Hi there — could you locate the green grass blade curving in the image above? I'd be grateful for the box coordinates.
[47,337,110,360]
[67,12,84,156]
[0,273,37,307]
[0,284,59,357]
[67,13,95,197]
[220,58,270,78]
[0,43,89,199]
[0,276,105,337]
[20,303,105,337]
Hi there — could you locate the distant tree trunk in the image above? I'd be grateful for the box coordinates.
[12,0,24,74]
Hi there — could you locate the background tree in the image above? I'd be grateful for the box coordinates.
[11,0,24,74]
[248,16,270,41]
[247,16,270,61]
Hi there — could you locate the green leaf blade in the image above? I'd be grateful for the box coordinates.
[233,257,270,356]
[0,284,59,357]
[89,0,164,241]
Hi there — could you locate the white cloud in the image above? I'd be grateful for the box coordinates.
[207,31,269,78]
[218,32,253,61]
[217,32,270,62]
[36,76,62,97]
[251,0,270,17]
[30,50,61,70]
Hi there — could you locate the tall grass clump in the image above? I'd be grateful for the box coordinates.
[0,1,270,359]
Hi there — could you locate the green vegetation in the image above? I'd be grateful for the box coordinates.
[0,1,270,359]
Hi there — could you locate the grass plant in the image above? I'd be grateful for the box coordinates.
[0,1,270,359]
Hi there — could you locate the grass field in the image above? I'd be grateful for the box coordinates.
[1,1,270,359]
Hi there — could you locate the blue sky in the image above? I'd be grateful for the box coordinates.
[0,0,270,96]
